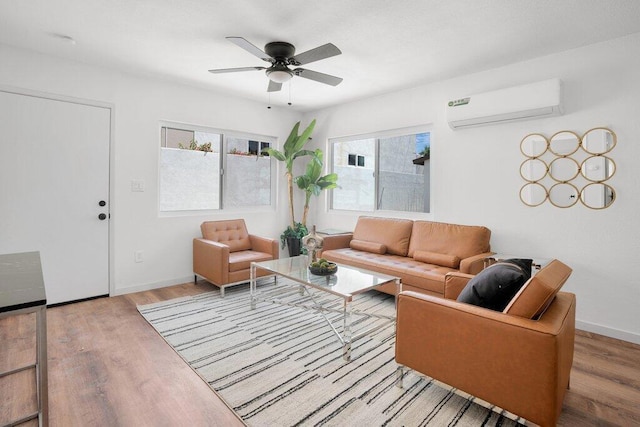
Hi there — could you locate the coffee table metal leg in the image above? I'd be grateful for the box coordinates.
[250,263,257,310]
[342,298,352,361]
[395,365,404,388]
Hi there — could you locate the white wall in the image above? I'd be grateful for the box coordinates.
[305,33,640,344]
[0,43,302,295]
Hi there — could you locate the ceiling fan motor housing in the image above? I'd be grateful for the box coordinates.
[264,41,296,62]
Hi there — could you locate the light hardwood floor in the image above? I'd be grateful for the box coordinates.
[1,282,639,426]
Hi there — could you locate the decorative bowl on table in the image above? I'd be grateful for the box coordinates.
[309,259,338,276]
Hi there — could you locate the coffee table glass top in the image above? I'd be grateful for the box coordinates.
[252,256,398,299]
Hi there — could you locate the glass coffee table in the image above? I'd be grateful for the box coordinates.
[250,256,401,361]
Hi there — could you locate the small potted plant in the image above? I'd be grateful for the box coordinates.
[280,222,308,257]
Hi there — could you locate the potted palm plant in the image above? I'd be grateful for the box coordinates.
[295,149,338,227]
[262,120,316,256]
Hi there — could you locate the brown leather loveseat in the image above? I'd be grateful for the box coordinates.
[321,216,493,297]
[395,259,576,426]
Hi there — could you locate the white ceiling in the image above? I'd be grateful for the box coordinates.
[2,0,640,112]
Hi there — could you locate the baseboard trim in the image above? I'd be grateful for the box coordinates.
[48,294,109,308]
[112,276,195,296]
[576,319,640,345]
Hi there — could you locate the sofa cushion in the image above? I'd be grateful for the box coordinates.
[457,259,532,312]
[322,248,455,295]
[503,259,572,319]
[201,220,252,252]
[414,250,460,269]
[350,239,387,254]
[408,221,491,260]
[228,250,274,272]
[352,216,413,256]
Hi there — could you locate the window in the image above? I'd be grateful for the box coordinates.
[330,128,431,213]
[248,140,271,156]
[159,122,275,212]
[160,127,221,211]
[224,137,272,208]
[347,154,366,167]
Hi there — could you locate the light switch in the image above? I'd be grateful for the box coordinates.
[131,179,145,192]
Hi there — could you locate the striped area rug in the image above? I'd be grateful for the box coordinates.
[137,280,521,426]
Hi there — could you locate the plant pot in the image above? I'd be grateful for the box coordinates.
[286,236,302,257]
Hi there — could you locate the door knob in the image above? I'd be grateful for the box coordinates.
[99,200,106,207]
[98,213,107,220]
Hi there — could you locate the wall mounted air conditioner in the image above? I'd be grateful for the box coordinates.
[446,78,563,130]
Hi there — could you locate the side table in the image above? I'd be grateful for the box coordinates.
[0,252,48,426]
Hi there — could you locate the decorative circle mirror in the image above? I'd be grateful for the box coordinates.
[520,133,548,158]
[549,131,580,156]
[580,183,615,209]
[519,183,548,207]
[548,183,579,208]
[580,156,616,182]
[549,157,580,182]
[520,158,548,182]
[581,127,617,155]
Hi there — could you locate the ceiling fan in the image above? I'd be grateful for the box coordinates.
[209,37,343,92]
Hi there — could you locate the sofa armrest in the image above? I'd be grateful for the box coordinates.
[395,290,576,427]
[444,272,474,300]
[459,251,494,274]
[249,234,279,259]
[193,238,230,285]
[320,233,353,253]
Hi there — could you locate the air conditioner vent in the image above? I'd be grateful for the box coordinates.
[447,79,563,130]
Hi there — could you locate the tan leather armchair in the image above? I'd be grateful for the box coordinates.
[395,259,575,427]
[193,219,278,296]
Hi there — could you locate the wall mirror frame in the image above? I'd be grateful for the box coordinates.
[549,130,581,156]
[548,182,580,208]
[549,157,580,182]
[520,133,549,158]
[520,158,548,182]
[581,127,617,155]
[580,155,616,182]
[519,127,616,209]
[580,183,615,210]
[520,183,548,207]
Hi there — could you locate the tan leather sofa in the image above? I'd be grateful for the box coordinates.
[395,259,575,427]
[320,216,493,297]
[193,219,278,296]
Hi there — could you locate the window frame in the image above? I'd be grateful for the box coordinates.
[158,121,277,217]
[328,124,432,216]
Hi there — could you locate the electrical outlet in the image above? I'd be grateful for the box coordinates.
[131,179,145,192]
[134,250,143,263]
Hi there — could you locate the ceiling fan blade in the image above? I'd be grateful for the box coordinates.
[290,43,341,66]
[226,36,272,62]
[294,68,343,86]
[208,66,266,74]
[267,80,282,92]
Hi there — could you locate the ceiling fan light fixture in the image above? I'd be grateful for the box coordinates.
[266,68,293,83]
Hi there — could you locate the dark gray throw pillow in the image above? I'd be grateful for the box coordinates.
[457,259,533,312]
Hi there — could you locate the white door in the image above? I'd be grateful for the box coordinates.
[0,90,110,304]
